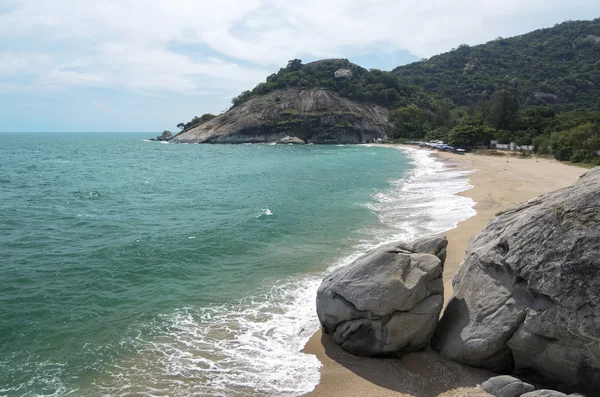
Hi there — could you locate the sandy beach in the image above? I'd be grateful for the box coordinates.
[303,148,587,397]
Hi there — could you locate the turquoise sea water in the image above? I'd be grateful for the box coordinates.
[0,133,475,397]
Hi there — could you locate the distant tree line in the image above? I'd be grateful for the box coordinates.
[391,88,600,165]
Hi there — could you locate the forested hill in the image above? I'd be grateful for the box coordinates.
[393,18,600,111]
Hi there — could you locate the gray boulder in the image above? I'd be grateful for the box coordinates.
[521,391,568,397]
[434,167,600,393]
[316,235,447,356]
[481,375,534,397]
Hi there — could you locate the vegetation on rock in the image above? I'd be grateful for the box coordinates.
[231,58,429,109]
[178,113,217,132]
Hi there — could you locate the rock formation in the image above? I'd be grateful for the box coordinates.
[481,376,535,397]
[172,88,391,144]
[316,236,448,356]
[278,136,305,144]
[434,167,600,394]
[156,130,173,141]
[334,68,353,79]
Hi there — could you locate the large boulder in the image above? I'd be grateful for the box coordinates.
[434,167,600,394]
[481,375,534,397]
[316,235,448,356]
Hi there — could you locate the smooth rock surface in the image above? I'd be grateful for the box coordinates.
[434,167,600,394]
[521,390,568,397]
[172,88,391,144]
[481,375,534,397]
[316,235,447,356]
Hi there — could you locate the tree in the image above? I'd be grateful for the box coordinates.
[183,113,217,130]
[177,123,185,130]
[389,105,434,139]
[286,59,303,71]
[487,90,520,130]
[447,122,495,149]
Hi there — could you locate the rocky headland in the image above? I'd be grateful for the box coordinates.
[172,88,391,144]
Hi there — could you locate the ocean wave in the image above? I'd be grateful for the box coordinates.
[366,147,476,243]
[94,277,322,397]
[256,208,274,218]
[90,147,475,397]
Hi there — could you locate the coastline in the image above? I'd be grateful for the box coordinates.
[302,147,586,397]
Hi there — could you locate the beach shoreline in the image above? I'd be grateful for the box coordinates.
[302,146,586,397]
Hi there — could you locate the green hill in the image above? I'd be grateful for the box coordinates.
[393,18,600,111]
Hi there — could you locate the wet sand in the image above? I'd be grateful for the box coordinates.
[303,148,586,397]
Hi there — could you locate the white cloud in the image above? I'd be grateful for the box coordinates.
[0,0,598,95]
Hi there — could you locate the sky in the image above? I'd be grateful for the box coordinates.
[1,0,599,132]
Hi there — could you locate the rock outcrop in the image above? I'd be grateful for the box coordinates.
[172,88,391,144]
[278,136,305,144]
[481,376,535,397]
[334,68,353,79]
[316,236,448,356]
[434,167,600,394]
[156,130,173,141]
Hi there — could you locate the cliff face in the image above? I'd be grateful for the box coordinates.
[172,88,391,144]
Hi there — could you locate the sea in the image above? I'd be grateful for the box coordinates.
[0,133,475,397]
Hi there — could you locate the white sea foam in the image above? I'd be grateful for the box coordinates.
[365,147,476,244]
[95,147,476,397]
[256,208,274,218]
[95,277,322,397]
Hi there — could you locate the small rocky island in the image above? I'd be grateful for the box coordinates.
[316,167,600,397]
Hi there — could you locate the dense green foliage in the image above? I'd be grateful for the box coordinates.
[392,86,600,163]
[231,59,429,108]
[393,18,600,111]
[178,113,217,131]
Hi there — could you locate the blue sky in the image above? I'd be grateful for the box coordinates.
[1,0,599,133]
